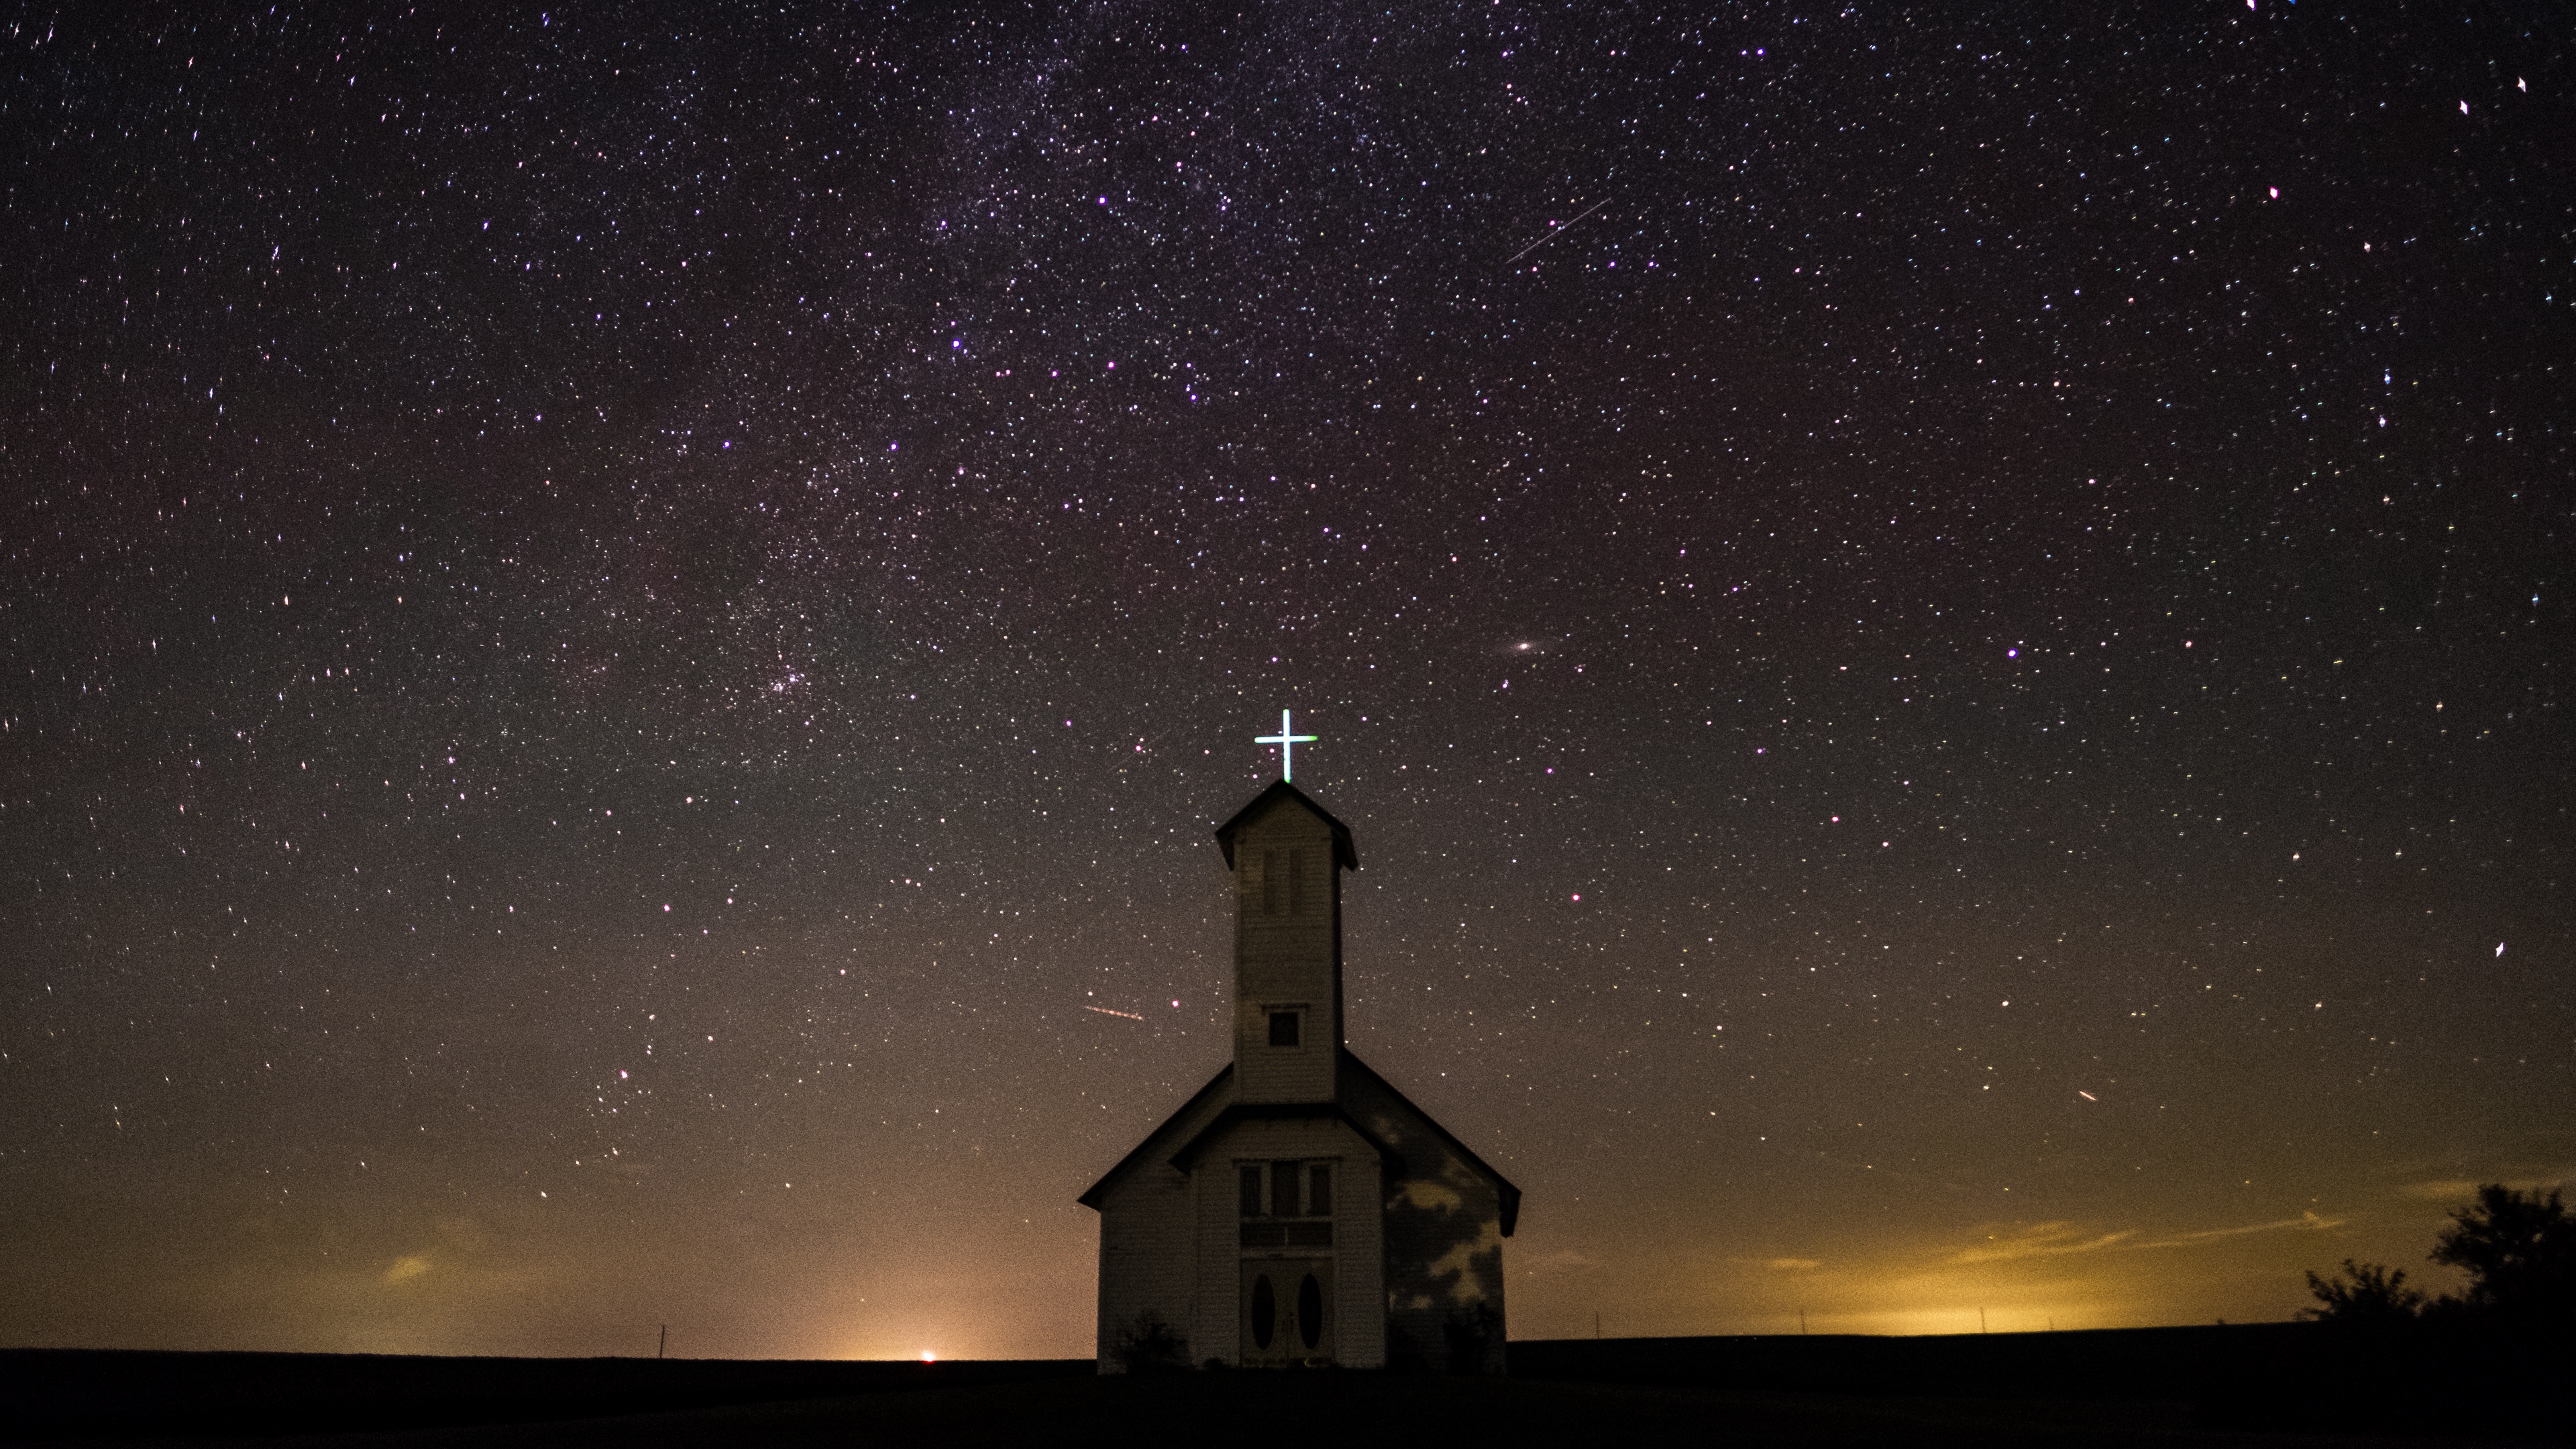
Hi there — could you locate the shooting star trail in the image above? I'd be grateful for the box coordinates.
[1503,196,1611,266]
[1084,1004,1145,1021]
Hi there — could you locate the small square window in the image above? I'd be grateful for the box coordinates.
[1268,1010,1301,1047]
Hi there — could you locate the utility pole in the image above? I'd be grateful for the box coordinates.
[658,1324,667,1360]
[1799,1308,1808,1336]
[1980,1307,1988,1334]
[1593,1310,1601,1340]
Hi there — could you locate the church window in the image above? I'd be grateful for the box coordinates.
[1288,848,1305,915]
[1260,849,1280,915]
[1271,1161,1301,1218]
[1298,1273,1325,1350]
[1268,1010,1300,1047]
[1236,1161,1337,1245]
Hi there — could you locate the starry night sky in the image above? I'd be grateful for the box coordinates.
[4,2,2571,1360]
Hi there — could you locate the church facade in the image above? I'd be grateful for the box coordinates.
[1079,780,1520,1372]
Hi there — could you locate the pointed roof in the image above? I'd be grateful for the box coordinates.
[1075,1064,1234,1209]
[1166,1098,1408,1177]
[1075,1050,1520,1237]
[1214,779,1358,871]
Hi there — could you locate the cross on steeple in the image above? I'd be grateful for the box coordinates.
[1256,709,1319,782]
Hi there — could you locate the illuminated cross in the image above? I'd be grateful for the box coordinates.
[1256,709,1319,782]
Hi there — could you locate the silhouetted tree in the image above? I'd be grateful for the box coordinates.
[2429,1184,2573,1330]
[2300,1258,2424,1324]
[1111,1310,1191,1373]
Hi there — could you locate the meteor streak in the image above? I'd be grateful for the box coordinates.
[1503,196,1610,265]
[1084,1004,1145,1021]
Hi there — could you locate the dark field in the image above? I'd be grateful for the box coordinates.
[3,1326,2563,1446]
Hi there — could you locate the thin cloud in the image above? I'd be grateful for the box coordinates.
[2132,1211,2344,1249]
[1945,1212,2341,1266]
[1947,1223,2135,1265]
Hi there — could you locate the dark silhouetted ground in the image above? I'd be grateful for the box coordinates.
[0,1373,2444,1448]
[6,1328,2565,1446]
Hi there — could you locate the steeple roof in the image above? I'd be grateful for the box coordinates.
[1213,779,1358,871]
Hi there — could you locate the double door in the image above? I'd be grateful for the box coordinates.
[1240,1258,1334,1366]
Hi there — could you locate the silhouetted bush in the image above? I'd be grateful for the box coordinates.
[2302,1182,2573,1334]
[2276,1182,2573,1434]
[2299,1258,2425,1325]
[1111,1311,1191,1374]
[2429,1183,2573,1331]
[1443,1303,1505,1375]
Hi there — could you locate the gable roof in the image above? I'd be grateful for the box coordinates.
[1214,780,1359,872]
[1338,1049,1523,1236]
[1165,1099,1408,1177]
[1075,1063,1234,1209]
[1073,1052,1521,1236]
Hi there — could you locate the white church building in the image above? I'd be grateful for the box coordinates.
[1079,777,1521,1371]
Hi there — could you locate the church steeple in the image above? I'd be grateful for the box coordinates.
[1214,780,1357,1104]
[1082,760,1519,1373]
